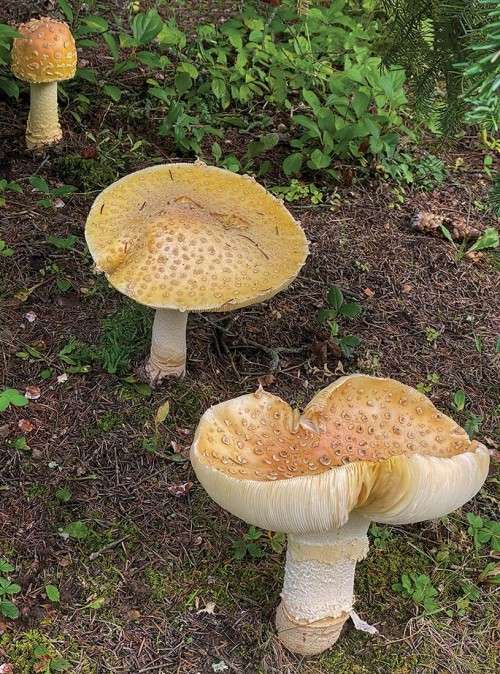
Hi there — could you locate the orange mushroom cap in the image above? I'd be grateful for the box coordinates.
[11,17,77,84]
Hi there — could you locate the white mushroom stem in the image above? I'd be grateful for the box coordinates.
[26,82,62,150]
[276,513,370,655]
[146,308,188,383]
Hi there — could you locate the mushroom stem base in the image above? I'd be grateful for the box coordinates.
[146,308,188,384]
[27,82,62,150]
[276,602,348,656]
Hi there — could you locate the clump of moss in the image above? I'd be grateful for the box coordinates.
[52,154,118,192]
[0,630,95,674]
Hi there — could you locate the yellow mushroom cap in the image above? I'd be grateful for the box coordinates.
[11,17,76,84]
[190,375,490,534]
[84,163,309,311]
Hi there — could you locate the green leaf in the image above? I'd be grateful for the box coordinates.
[0,599,19,619]
[131,10,163,46]
[81,16,109,34]
[102,32,119,60]
[29,176,50,193]
[453,389,466,411]
[309,149,331,169]
[102,84,122,102]
[327,286,344,311]
[439,225,455,244]
[468,227,499,253]
[58,0,74,24]
[155,400,170,426]
[45,584,60,603]
[175,71,192,94]
[339,302,362,319]
[55,486,72,503]
[0,76,19,99]
[47,234,77,250]
[50,658,71,671]
[283,153,303,176]
[0,559,15,574]
[63,521,90,540]
[211,78,227,101]
[0,388,28,412]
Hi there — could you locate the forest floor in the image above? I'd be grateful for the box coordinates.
[0,2,499,673]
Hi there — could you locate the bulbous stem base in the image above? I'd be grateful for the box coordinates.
[145,308,188,384]
[275,602,348,656]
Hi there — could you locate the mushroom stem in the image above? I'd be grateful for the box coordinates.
[146,308,188,383]
[276,514,370,655]
[26,82,62,149]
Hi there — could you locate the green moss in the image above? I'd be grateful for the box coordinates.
[52,155,118,192]
[0,630,95,674]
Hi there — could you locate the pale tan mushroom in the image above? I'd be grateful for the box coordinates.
[11,17,77,149]
[190,374,490,655]
[85,163,309,383]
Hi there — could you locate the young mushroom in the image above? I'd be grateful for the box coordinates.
[190,374,490,655]
[11,17,77,150]
[85,163,308,383]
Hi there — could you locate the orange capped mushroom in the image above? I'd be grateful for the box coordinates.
[11,17,77,149]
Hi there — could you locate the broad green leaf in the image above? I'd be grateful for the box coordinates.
[102,32,119,60]
[45,584,60,602]
[103,84,122,102]
[29,176,50,193]
[0,76,19,98]
[283,153,303,176]
[339,302,362,319]
[327,286,344,311]
[0,599,19,619]
[155,400,170,426]
[63,521,90,540]
[81,16,108,34]
[467,227,498,253]
[175,71,192,94]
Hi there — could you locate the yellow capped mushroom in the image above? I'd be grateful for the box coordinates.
[85,163,309,382]
[11,17,77,149]
[190,374,490,655]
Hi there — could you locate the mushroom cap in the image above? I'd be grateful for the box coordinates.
[190,375,490,534]
[11,17,77,84]
[84,163,309,311]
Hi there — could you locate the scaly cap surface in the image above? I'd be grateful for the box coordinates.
[190,375,490,533]
[11,17,76,84]
[85,163,309,311]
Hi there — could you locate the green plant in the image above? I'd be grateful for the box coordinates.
[392,572,439,615]
[464,412,482,439]
[271,179,324,204]
[416,372,440,394]
[441,225,500,261]
[451,389,466,411]
[0,178,22,207]
[0,24,21,98]
[0,388,28,412]
[231,526,285,559]
[425,326,440,344]
[28,176,77,208]
[0,559,21,619]
[466,513,500,551]
[369,523,394,549]
[318,287,363,357]
[0,239,14,257]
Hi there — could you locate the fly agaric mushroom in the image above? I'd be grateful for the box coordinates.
[190,374,490,655]
[85,163,308,383]
[11,17,77,149]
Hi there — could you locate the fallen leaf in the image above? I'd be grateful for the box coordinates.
[363,287,375,297]
[53,198,65,209]
[401,283,413,294]
[56,373,69,384]
[0,425,10,439]
[167,481,193,497]
[197,601,216,615]
[18,419,34,433]
[25,385,41,400]
[155,400,170,426]
[126,609,141,621]
[24,311,37,323]
[258,373,275,387]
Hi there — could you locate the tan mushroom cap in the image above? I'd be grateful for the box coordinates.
[11,17,76,84]
[191,375,490,533]
[85,163,309,311]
